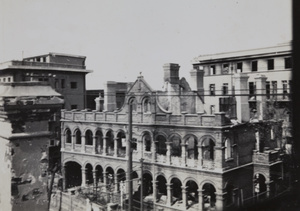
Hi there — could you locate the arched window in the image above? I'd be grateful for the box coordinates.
[75,129,81,144]
[144,133,151,152]
[224,138,232,159]
[171,136,181,157]
[65,129,71,143]
[129,97,137,111]
[85,130,93,145]
[202,138,215,160]
[143,98,151,113]
[155,135,167,155]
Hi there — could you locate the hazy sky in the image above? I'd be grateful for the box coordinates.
[0,0,292,89]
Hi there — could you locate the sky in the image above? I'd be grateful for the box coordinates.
[0,0,292,90]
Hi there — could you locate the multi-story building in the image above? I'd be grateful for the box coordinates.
[56,64,289,211]
[0,53,92,110]
[0,82,64,211]
[191,42,292,123]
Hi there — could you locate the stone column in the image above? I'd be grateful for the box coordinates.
[181,186,187,209]
[181,143,187,167]
[114,138,118,157]
[93,170,97,187]
[103,136,107,156]
[166,142,172,165]
[215,193,224,211]
[71,135,75,151]
[63,164,67,191]
[81,168,86,187]
[114,175,118,192]
[61,133,65,151]
[266,181,272,198]
[255,74,267,120]
[198,189,204,211]
[152,141,157,163]
[103,173,107,192]
[153,180,158,203]
[138,138,143,157]
[198,146,203,168]
[92,136,97,154]
[81,135,86,153]
[166,183,173,206]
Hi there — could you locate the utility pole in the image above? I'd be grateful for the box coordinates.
[127,104,133,211]
[140,158,144,211]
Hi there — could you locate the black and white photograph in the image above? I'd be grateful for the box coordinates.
[0,0,298,210]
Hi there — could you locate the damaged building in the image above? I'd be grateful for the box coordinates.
[0,82,64,211]
[53,61,291,211]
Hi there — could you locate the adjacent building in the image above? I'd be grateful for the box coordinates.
[0,53,92,110]
[56,63,289,211]
[0,82,64,211]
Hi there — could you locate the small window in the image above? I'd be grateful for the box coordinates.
[210,105,215,114]
[70,82,77,89]
[285,57,292,69]
[267,59,274,70]
[237,62,243,73]
[210,65,216,75]
[3,78,6,82]
[71,105,78,109]
[251,61,258,72]
[210,84,215,96]
[8,77,11,82]
[61,79,65,89]
[272,81,277,95]
[222,83,228,95]
[36,57,41,62]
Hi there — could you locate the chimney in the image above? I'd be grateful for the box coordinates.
[255,74,267,120]
[163,63,180,84]
[234,73,250,122]
[190,67,204,94]
[104,81,117,112]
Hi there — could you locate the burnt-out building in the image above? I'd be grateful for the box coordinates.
[57,64,289,211]
[0,82,64,210]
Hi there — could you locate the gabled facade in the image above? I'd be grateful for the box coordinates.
[56,64,288,211]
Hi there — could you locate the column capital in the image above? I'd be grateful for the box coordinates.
[166,141,172,145]
[181,143,187,147]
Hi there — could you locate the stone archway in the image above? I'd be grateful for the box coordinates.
[65,161,82,189]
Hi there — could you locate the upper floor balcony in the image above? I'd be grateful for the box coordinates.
[252,149,281,165]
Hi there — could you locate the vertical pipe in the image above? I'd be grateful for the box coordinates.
[140,158,144,211]
[127,104,133,210]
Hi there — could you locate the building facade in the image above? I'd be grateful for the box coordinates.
[0,53,92,110]
[58,64,288,211]
[0,82,63,211]
[191,42,292,123]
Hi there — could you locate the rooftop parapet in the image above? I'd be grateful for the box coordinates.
[61,110,228,127]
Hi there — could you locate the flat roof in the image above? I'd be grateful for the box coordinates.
[23,52,86,60]
[192,42,292,64]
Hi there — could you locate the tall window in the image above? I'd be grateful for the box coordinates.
[210,84,215,96]
[266,81,270,99]
[272,81,277,96]
[249,82,256,98]
[75,130,81,144]
[237,62,243,73]
[224,138,232,159]
[282,80,288,99]
[285,57,292,69]
[61,79,65,89]
[251,61,258,72]
[267,59,274,70]
[210,65,216,75]
[222,83,228,95]
[65,129,72,143]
